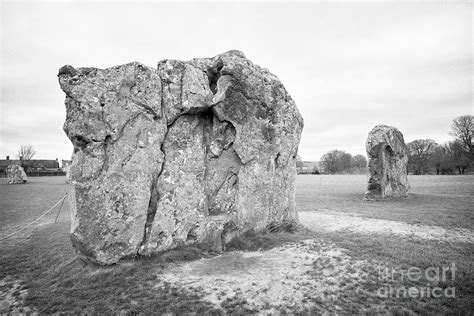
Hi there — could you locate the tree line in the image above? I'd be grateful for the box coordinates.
[317,115,473,175]
[407,115,473,175]
[318,151,367,174]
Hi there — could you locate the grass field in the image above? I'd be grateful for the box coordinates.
[0,175,473,314]
[297,175,474,229]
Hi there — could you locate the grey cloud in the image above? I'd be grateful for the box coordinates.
[1,2,471,161]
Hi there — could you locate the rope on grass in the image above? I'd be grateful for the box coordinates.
[0,193,69,242]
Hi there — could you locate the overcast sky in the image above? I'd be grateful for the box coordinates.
[0,1,472,161]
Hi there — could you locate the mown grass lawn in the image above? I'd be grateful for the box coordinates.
[297,174,474,229]
[0,175,473,314]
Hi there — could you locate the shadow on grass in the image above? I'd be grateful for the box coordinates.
[0,223,219,314]
[0,221,311,314]
[225,226,313,252]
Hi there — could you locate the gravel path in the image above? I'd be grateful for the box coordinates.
[299,211,474,243]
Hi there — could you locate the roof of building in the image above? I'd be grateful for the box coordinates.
[0,159,20,168]
[0,159,60,170]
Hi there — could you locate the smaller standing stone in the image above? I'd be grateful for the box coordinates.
[365,125,409,200]
[6,165,27,184]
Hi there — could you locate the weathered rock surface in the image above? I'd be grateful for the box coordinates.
[365,125,409,200]
[58,50,304,265]
[6,165,27,184]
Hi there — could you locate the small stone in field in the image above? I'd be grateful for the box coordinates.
[6,165,27,184]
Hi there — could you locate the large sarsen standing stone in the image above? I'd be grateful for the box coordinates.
[365,125,409,200]
[58,51,304,264]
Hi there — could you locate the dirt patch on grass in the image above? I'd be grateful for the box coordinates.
[159,239,391,313]
[299,211,474,243]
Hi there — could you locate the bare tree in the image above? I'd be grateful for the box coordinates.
[432,141,471,175]
[447,140,471,174]
[407,139,437,174]
[432,145,453,175]
[17,144,36,160]
[449,115,473,156]
[320,150,353,174]
[351,154,367,169]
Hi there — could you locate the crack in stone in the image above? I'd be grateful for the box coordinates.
[208,170,238,216]
[138,76,185,253]
[96,134,113,179]
[129,98,160,120]
[139,170,160,253]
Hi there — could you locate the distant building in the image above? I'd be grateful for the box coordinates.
[23,159,60,171]
[0,156,62,177]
